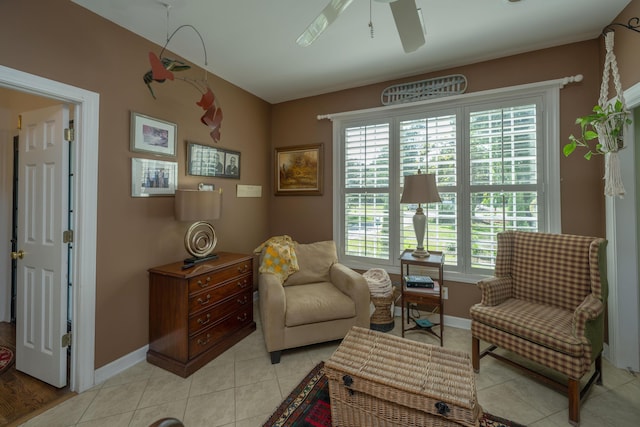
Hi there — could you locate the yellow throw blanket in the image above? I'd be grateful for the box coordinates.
[253,235,299,284]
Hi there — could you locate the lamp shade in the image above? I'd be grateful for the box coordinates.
[400,173,441,204]
[174,189,221,221]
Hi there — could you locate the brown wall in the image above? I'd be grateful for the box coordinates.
[0,0,271,368]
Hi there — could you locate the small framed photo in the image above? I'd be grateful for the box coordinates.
[130,112,177,157]
[275,143,323,196]
[187,141,241,179]
[131,157,178,197]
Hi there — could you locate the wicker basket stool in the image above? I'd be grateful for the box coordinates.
[369,287,400,332]
[325,327,482,427]
[364,269,396,332]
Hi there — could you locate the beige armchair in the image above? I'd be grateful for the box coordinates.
[258,240,370,364]
[470,231,607,426]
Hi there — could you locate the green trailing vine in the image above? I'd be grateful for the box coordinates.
[563,99,631,160]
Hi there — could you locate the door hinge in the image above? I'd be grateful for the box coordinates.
[17,114,22,130]
[64,128,74,142]
[62,332,72,348]
[63,230,74,243]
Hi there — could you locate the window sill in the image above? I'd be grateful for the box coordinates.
[342,259,491,285]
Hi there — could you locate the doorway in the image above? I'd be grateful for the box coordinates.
[0,65,99,394]
[1,100,77,425]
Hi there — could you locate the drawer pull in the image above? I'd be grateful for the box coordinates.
[237,296,249,305]
[197,294,212,305]
[237,313,248,322]
[237,280,249,289]
[237,263,250,274]
[197,277,212,288]
[197,314,211,325]
[197,334,211,346]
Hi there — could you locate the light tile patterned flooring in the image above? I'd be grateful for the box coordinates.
[20,307,640,427]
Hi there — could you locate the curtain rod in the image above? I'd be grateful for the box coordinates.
[318,74,583,121]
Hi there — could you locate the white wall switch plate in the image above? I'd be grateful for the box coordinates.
[236,185,262,198]
[442,287,449,300]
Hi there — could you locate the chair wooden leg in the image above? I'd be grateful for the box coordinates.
[270,351,281,364]
[595,353,603,385]
[568,378,580,426]
[472,336,480,372]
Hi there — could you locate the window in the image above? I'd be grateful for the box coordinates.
[333,82,562,280]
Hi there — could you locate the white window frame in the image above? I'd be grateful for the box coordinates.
[328,79,569,282]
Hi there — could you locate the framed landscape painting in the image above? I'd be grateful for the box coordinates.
[274,143,323,196]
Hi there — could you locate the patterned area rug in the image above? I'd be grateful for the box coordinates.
[264,362,526,427]
[0,345,15,375]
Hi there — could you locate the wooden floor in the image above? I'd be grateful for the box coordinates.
[0,322,74,426]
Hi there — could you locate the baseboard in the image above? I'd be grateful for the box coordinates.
[93,292,257,385]
[93,344,149,386]
[393,306,471,330]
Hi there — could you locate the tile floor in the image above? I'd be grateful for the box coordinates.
[20,308,640,427]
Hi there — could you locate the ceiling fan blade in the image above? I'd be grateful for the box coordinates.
[296,0,355,47]
[389,0,425,53]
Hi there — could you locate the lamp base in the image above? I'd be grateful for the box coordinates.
[182,253,219,270]
[411,248,431,258]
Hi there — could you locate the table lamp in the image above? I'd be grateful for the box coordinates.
[174,188,222,268]
[400,171,441,258]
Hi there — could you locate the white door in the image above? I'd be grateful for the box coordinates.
[15,105,69,387]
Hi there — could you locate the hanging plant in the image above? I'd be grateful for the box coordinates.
[562,30,630,197]
[563,98,631,160]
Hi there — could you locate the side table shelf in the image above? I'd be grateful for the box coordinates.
[147,252,256,377]
[400,250,445,346]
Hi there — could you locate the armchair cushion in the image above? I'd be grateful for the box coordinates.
[284,282,357,327]
[470,298,583,356]
[284,240,336,286]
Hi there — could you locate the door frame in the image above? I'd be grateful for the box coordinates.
[605,81,640,372]
[0,65,99,393]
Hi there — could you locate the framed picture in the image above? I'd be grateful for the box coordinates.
[130,112,177,157]
[131,158,178,197]
[187,142,241,179]
[275,143,323,196]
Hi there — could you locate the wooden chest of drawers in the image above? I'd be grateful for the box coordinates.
[147,252,256,377]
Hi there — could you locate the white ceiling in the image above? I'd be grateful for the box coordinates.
[72,0,631,104]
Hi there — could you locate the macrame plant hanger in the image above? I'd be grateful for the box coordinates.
[599,30,628,197]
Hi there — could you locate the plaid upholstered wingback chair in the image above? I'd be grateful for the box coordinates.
[470,231,607,426]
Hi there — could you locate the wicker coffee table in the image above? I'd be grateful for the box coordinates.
[325,326,481,427]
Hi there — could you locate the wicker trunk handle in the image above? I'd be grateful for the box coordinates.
[342,375,355,395]
[435,401,450,415]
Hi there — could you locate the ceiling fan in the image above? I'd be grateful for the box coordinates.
[296,0,425,53]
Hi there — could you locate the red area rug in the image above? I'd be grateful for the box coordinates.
[264,362,526,427]
[0,345,15,375]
